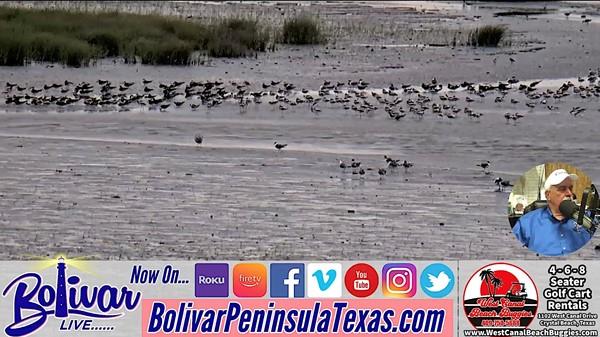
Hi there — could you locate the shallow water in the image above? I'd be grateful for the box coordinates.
[0,1,599,260]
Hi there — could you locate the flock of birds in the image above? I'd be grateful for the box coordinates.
[334,155,414,178]
[3,68,598,191]
[2,67,599,123]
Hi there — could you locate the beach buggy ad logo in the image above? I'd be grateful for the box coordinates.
[2,257,140,337]
[463,262,538,331]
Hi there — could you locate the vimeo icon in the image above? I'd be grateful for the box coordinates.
[307,263,342,298]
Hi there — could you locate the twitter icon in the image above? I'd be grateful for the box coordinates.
[420,263,455,298]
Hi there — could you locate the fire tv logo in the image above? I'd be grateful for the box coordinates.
[233,263,267,297]
[344,263,378,297]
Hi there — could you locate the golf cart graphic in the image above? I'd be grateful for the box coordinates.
[463,263,538,331]
[505,282,527,301]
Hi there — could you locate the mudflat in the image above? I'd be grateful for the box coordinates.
[1,1,599,260]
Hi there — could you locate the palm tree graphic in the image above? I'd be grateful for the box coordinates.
[490,277,502,298]
[479,269,496,298]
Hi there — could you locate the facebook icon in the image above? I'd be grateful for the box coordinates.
[270,263,305,298]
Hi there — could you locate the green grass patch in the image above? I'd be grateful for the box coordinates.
[0,7,271,66]
[205,18,270,57]
[494,9,553,17]
[469,25,506,47]
[281,14,324,45]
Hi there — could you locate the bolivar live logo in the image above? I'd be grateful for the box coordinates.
[463,262,538,330]
[2,257,140,337]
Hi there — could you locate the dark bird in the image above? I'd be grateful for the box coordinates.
[338,159,347,169]
[351,159,361,168]
[509,57,516,63]
[384,155,400,168]
[274,142,287,151]
[402,160,413,172]
[378,168,387,176]
[494,177,513,192]
[194,134,203,144]
[477,160,491,171]
[501,180,513,190]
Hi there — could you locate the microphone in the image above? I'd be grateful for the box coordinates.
[559,200,595,231]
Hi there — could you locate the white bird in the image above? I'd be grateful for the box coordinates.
[426,271,451,292]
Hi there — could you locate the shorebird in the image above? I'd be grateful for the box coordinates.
[477,160,491,173]
[338,159,348,169]
[494,177,513,192]
[402,160,413,172]
[378,168,387,177]
[274,142,287,151]
[570,107,585,116]
[310,101,321,113]
[384,155,400,168]
[194,134,203,144]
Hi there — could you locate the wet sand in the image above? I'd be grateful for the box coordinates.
[0,1,599,260]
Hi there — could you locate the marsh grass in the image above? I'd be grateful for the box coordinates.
[0,7,271,66]
[469,25,506,47]
[494,9,553,17]
[281,15,324,45]
[206,18,270,58]
[0,3,513,66]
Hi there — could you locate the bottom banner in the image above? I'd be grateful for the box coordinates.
[0,259,598,337]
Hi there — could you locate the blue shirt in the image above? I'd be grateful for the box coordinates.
[513,207,594,256]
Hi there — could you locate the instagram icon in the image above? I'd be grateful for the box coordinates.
[382,263,417,298]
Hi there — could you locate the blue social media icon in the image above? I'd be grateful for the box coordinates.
[270,263,305,298]
[420,263,455,298]
[313,269,336,291]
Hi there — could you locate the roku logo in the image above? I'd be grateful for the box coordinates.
[195,263,229,297]
[197,276,225,284]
